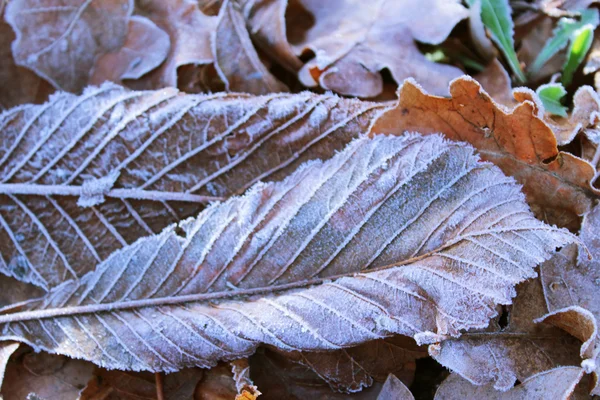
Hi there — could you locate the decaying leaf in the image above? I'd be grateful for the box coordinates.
[0,134,573,373]
[80,366,204,399]
[429,276,582,391]
[434,367,585,400]
[376,374,414,400]
[287,0,469,97]
[132,0,217,89]
[5,0,134,92]
[278,336,426,393]
[538,203,600,395]
[90,15,171,85]
[0,84,382,290]
[2,346,95,399]
[213,0,288,94]
[371,76,599,230]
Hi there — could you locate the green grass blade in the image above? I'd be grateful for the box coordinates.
[467,0,526,82]
[562,24,595,86]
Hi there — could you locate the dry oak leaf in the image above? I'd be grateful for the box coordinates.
[89,15,171,86]
[276,336,426,393]
[5,0,134,93]
[371,76,599,230]
[0,84,381,290]
[429,274,582,391]
[434,367,585,400]
[132,0,217,89]
[0,134,574,372]
[288,0,469,97]
[538,203,600,395]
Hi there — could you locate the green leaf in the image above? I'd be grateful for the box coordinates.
[562,24,595,86]
[529,9,599,76]
[536,83,568,117]
[467,0,525,82]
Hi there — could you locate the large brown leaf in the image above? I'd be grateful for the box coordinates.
[287,0,468,97]
[0,85,381,290]
[371,76,600,230]
[5,0,134,92]
[0,134,573,372]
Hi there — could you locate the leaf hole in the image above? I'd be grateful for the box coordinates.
[498,305,510,330]
[174,225,187,239]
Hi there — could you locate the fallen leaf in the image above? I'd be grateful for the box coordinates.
[213,0,288,94]
[376,374,414,400]
[538,203,600,395]
[241,0,303,73]
[80,367,204,399]
[288,0,469,97]
[278,336,426,393]
[371,76,599,230]
[2,346,95,400]
[434,367,585,400]
[518,17,566,81]
[474,59,514,106]
[132,0,217,88]
[0,17,54,109]
[429,277,582,391]
[0,342,19,390]
[0,134,573,372]
[5,0,133,92]
[90,15,171,85]
[0,85,382,290]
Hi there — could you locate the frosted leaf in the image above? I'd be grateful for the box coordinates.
[0,85,383,290]
[0,134,574,372]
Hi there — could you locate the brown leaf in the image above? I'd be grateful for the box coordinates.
[434,367,585,400]
[429,277,582,391]
[132,0,217,88]
[213,0,288,94]
[518,17,566,81]
[4,0,133,92]
[90,15,170,85]
[0,15,54,109]
[80,367,204,399]
[0,86,381,290]
[539,203,600,395]
[2,346,95,400]
[376,374,414,400]
[475,60,515,108]
[277,336,426,393]
[249,348,386,399]
[287,0,468,97]
[371,76,599,230]
[0,134,573,372]
[241,0,303,73]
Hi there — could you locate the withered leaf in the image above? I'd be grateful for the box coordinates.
[5,0,133,92]
[376,374,414,400]
[434,367,585,400]
[0,84,381,290]
[371,76,599,230]
[539,203,600,395]
[277,336,426,393]
[429,276,582,391]
[90,15,171,85]
[213,0,288,94]
[288,0,468,97]
[0,134,573,372]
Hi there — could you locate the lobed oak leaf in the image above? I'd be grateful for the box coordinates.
[371,76,600,230]
[0,134,574,373]
[286,0,469,97]
[0,85,382,290]
[434,367,586,400]
[4,0,134,93]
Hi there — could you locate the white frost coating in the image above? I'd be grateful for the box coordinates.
[78,170,121,207]
[0,134,574,373]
